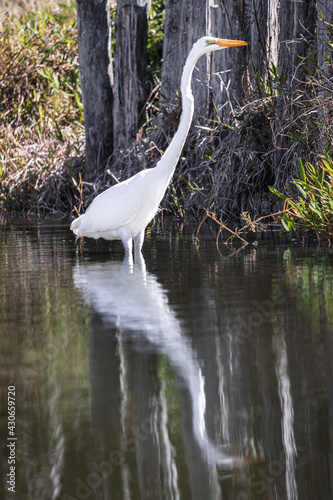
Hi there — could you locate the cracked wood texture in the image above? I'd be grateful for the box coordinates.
[77,0,114,177]
[113,0,150,150]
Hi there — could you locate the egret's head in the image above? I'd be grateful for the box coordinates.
[196,36,247,55]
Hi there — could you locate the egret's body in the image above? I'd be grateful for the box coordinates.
[71,37,247,253]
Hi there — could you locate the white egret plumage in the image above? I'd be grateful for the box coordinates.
[71,37,247,254]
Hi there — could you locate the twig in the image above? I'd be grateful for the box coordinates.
[196,209,249,245]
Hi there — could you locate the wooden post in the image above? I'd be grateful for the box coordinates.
[316,0,333,146]
[113,0,150,150]
[210,0,248,124]
[273,0,316,186]
[161,0,209,123]
[77,0,114,178]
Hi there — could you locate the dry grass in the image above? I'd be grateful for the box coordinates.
[2,127,84,214]
[0,1,84,215]
[0,0,65,15]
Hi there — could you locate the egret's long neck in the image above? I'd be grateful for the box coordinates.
[154,47,201,185]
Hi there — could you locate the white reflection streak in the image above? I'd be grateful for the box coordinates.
[118,334,127,435]
[215,335,230,443]
[49,387,65,500]
[117,333,132,499]
[50,421,65,500]
[276,336,298,500]
[73,255,234,470]
[151,390,179,500]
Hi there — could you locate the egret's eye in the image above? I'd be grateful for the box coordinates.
[205,39,217,46]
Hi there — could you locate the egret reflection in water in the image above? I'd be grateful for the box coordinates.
[2,224,332,499]
[73,254,244,499]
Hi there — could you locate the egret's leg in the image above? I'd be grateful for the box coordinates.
[134,229,145,254]
[134,252,146,276]
[123,251,134,270]
[118,227,133,254]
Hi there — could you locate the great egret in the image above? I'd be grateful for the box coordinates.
[71,36,247,253]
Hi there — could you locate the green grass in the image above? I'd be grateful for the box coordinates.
[0,1,85,213]
[0,1,84,201]
[269,155,333,242]
[0,2,82,134]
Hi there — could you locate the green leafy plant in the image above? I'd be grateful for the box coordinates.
[269,156,333,241]
[253,62,286,100]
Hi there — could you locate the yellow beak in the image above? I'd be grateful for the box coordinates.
[216,39,247,47]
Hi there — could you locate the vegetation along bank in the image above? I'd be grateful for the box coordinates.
[0,0,332,241]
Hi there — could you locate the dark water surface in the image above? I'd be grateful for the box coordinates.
[1,220,333,500]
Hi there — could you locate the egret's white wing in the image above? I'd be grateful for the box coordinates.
[74,170,155,237]
[84,181,141,232]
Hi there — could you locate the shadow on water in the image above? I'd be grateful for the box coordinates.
[0,221,333,500]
